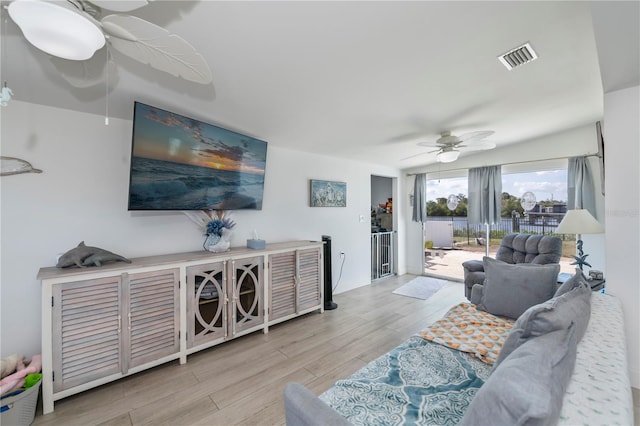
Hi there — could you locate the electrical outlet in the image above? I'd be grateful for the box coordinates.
[340,251,345,257]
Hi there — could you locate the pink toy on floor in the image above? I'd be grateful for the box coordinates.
[0,354,42,395]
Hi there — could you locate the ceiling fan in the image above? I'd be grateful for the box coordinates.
[407,130,496,163]
[6,0,213,85]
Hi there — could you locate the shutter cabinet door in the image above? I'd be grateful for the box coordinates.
[269,252,296,321]
[297,248,322,311]
[125,269,180,370]
[52,277,122,393]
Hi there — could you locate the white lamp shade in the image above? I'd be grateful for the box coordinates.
[436,149,460,163]
[8,0,105,61]
[556,209,604,235]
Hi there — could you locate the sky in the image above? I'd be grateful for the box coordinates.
[132,103,267,175]
[426,170,568,202]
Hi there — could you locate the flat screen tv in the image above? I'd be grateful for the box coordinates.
[128,102,267,210]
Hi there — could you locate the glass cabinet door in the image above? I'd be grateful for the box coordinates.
[230,256,264,336]
[187,262,227,347]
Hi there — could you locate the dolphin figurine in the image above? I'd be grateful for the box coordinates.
[56,241,132,268]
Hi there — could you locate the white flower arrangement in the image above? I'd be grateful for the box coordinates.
[183,210,236,252]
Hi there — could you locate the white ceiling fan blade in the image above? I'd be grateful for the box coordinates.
[457,130,494,142]
[101,15,213,84]
[401,148,440,161]
[88,1,151,13]
[416,142,441,148]
[401,152,430,161]
[50,49,118,88]
[458,141,496,151]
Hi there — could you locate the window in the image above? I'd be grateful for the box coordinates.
[422,164,572,279]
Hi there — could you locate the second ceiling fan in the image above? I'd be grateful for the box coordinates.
[412,130,496,163]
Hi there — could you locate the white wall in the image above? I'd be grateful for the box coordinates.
[603,85,640,388]
[402,124,604,275]
[0,101,404,358]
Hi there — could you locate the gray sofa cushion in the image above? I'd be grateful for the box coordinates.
[555,267,589,297]
[284,382,351,426]
[459,325,578,426]
[476,257,559,319]
[494,279,591,368]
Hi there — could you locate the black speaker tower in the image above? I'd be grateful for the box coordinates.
[322,235,338,310]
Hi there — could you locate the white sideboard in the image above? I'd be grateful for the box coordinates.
[38,241,324,414]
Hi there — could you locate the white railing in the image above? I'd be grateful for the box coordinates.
[371,232,395,280]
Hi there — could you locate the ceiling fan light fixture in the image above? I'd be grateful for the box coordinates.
[8,0,105,61]
[436,149,460,163]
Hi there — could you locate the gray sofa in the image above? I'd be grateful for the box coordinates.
[283,268,633,425]
[462,233,562,299]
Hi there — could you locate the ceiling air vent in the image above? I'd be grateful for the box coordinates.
[498,42,538,70]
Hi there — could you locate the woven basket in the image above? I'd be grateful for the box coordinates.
[0,380,41,426]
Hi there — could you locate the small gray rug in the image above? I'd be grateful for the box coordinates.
[392,276,448,300]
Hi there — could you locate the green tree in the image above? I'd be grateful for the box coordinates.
[426,199,450,216]
[426,194,468,217]
[452,193,468,217]
[501,192,524,217]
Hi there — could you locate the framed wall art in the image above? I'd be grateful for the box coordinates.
[310,179,346,207]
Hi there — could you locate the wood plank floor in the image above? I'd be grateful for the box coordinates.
[29,274,640,426]
[32,274,467,426]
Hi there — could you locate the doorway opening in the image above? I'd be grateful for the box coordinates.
[371,175,396,280]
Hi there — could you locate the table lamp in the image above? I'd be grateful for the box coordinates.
[556,209,604,271]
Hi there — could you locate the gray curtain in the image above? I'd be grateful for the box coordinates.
[468,166,502,225]
[412,174,427,223]
[568,156,597,218]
